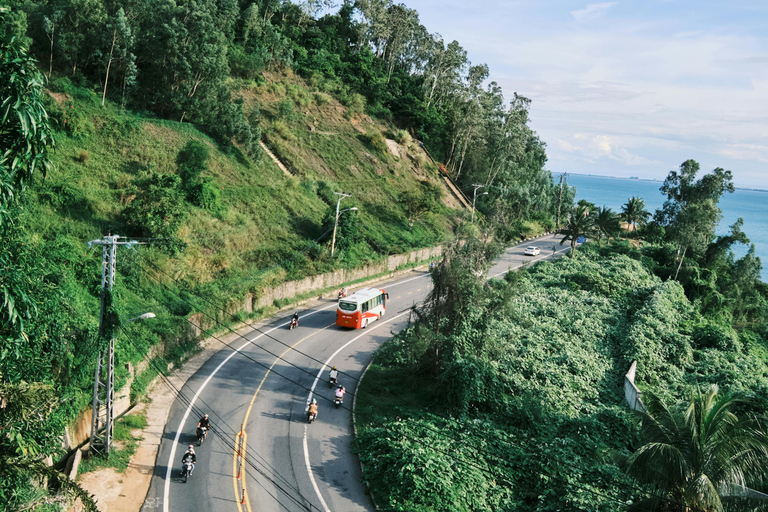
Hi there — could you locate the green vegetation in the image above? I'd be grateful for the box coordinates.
[358,159,768,511]
[78,411,148,476]
[626,386,768,512]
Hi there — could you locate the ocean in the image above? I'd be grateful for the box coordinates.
[565,173,768,282]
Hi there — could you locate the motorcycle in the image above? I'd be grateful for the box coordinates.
[334,387,345,408]
[196,427,207,446]
[181,460,194,483]
[289,317,298,330]
[307,411,316,424]
[328,376,337,388]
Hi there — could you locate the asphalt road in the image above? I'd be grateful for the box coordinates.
[142,234,567,512]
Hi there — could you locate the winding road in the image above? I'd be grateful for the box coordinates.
[141,234,567,512]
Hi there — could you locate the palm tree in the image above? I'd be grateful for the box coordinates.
[625,385,768,512]
[594,206,620,245]
[558,205,594,257]
[621,196,651,235]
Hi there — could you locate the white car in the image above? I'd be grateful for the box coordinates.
[524,246,540,256]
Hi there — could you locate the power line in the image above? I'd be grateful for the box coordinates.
[122,238,670,509]
[118,325,317,511]
[130,248,368,388]
[127,267,366,411]
[130,266,670,510]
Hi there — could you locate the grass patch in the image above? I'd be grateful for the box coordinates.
[77,411,148,476]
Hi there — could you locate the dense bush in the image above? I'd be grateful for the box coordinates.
[358,242,768,510]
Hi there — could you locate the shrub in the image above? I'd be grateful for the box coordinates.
[271,120,295,141]
[393,129,412,145]
[313,92,331,106]
[123,168,188,239]
[345,93,365,116]
[61,102,94,139]
[309,72,323,89]
[276,99,293,119]
[77,151,90,163]
[360,130,387,154]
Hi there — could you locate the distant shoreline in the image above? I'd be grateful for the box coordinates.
[565,172,767,193]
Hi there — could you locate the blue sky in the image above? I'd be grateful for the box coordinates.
[396,0,768,187]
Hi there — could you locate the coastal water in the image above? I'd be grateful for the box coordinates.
[565,173,768,281]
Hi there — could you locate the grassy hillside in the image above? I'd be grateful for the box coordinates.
[3,71,470,431]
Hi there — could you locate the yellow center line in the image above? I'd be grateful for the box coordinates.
[233,322,336,512]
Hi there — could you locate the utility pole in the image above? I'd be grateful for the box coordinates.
[555,173,567,228]
[331,192,354,257]
[471,184,487,223]
[88,234,145,455]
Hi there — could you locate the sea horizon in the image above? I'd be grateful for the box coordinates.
[565,173,768,282]
[565,172,768,193]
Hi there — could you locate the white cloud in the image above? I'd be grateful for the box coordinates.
[401,0,768,186]
[563,134,661,166]
[570,2,617,23]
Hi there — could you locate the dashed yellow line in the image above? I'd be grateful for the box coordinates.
[233,323,335,512]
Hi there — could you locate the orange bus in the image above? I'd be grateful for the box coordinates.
[336,287,388,328]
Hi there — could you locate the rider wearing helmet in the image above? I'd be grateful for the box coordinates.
[329,366,338,383]
[182,445,196,474]
[307,398,318,420]
[197,414,210,441]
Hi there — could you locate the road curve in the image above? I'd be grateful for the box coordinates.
[141,234,567,512]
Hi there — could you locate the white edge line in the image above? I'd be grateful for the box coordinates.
[304,309,411,512]
[162,274,426,511]
[162,237,562,511]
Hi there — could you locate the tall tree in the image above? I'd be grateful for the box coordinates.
[655,160,735,280]
[626,385,768,512]
[99,7,135,106]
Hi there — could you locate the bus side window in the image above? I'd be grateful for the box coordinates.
[362,301,369,313]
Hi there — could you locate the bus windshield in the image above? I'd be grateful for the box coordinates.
[338,301,358,312]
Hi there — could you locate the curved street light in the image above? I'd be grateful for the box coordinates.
[331,206,358,256]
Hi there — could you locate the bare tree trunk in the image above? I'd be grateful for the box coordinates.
[674,246,687,280]
[102,30,117,106]
[47,29,54,78]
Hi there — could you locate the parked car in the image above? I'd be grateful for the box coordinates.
[524,246,540,256]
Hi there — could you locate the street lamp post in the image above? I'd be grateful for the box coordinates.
[471,185,488,223]
[331,206,358,256]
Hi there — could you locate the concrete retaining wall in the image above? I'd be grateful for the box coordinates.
[62,244,444,452]
[624,360,646,412]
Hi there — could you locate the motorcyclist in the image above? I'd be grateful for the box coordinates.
[197,414,210,440]
[182,445,196,475]
[341,286,347,297]
[291,312,299,327]
[335,385,346,403]
[307,398,318,421]
[328,366,339,386]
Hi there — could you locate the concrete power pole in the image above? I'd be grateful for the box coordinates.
[331,192,352,257]
[88,235,144,455]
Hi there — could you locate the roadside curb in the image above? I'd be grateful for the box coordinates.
[351,360,381,511]
[109,258,437,512]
